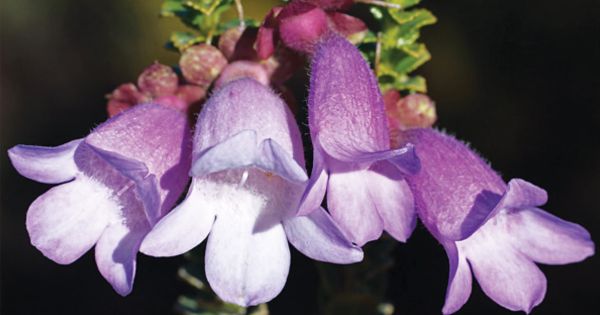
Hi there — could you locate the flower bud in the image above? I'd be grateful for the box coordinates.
[304,0,354,10]
[106,83,150,117]
[384,91,437,131]
[176,84,207,105]
[279,2,329,54]
[214,61,270,89]
[218,27,244,60]
[179,44,228,87]
[327,12,367,44]
[137,62,179,98]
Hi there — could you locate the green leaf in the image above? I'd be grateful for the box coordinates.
[170,31,204,51]
[382,9,436,48]
[161,0,186,17]
[184,0,233,15]
[388,8,436,28]
[388,0,421,9]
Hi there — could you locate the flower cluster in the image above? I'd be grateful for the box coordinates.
[8,6,594,314]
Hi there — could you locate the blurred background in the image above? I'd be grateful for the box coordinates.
[1,0,599,314]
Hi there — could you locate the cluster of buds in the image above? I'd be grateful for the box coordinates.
[106,62,205,117]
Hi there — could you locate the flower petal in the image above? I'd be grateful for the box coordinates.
[191,130,307,183]
[326,163,383,246]
[309,34,390,158]
[205,203,290,306]
[8,139,82,184]
[461,222,547,313]
[81,142,162,225]
[497,178,548,210]
[368,161,416,242]
[507,208,594,265]
[95,221,149,296]
[319,140,420,175]
[26,177,110,264]
[441,242,472,315]
[141,180,216,257]
[297,145,328,216]
[191,130,258,178]
[256,138,308,183]
[283,207,363,264]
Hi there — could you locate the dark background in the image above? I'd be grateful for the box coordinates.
[1,0,599,314]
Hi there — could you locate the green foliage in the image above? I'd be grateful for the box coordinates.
[360,0,437,93]
[161,0,258,51]
[176,247,269,315]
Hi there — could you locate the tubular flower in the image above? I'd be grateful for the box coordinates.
[400,128,595,314]
[7,104,192,296]
[299,34,420,246]
[141,78,363,306]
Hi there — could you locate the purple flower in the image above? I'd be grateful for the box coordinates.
[8,104,192,296]
[401,128,594,314]
[299,34,420,246]
[141,78,363,306]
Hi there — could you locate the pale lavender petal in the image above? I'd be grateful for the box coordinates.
[191,130,307,183]
[191,130,258,178]
[497,178,548,210]
[441,242,472,315]
[205,199,290,306]
[460,218,547,313]
[468,248,546,312]
[8,139,82,184]
[194,79,304,167]
[327,163,383,246]
[297,145,328,216]
[141,181,216,257]
[95,221,149,296]
[506,208,594,265]
[256,138,308,183]
[368,161,416,242]
[403,128,506,241]
[26,177,110,264]
[283,207,363,264]
[319,140,420,175]
[309,34,390,157]
[83,143,161,224]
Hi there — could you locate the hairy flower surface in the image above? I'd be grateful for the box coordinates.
[299,34,420,246]
[141,78,362,306]
[401,128,595,314]
[8,104,192,295]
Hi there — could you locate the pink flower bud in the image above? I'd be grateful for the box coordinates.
[384,91,437,132]
[256,7,283,60]
[176,84,207,105]
[218,27,244,60]
[327,12,367,44]
[214,61,270,89]
[279,2,329,54]
[137,62,179,98]
[179,44,228,87]
[304,0,354,10]
[106,83,150,117]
